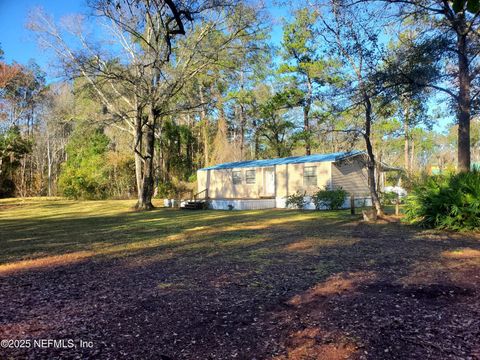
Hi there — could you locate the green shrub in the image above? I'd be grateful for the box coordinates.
[379,191,398,205]
[156,180,194,199]
[312,187,348,210]
[286,191,306,209]
[156,181,177,198]
[59,126,110,200]
[404,170,480,231]
[0,126,31,197]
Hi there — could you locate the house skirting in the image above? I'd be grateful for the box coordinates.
[209,199,276,210]
[279,196,372,210]
[207,196,372,210]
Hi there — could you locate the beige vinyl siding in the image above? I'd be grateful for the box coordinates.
[331,160,369,196]
[197,170,208,195]
[273,162,331,198]
[198,162,331,200]
[198,167,265,199]
[199,162,332,199]
[285,162,330,195]
[275,164,288,198]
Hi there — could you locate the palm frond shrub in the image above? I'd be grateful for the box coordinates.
[404,170,480,231]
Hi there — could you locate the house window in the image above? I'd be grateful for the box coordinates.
[304,166,317,186]
[232,171,242,184]
[246,170,256,184]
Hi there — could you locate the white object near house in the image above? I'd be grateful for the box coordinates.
[383,186,407,197]
[195,150,386,210]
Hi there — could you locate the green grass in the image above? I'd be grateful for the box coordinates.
[0,197,357,267]
[1,198,479,359]
[0,197,476,288]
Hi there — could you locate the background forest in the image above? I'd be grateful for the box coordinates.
[1,0,480,210]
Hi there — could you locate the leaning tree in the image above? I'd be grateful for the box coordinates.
[314,0,389,215]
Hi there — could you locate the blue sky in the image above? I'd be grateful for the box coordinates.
[0,0,286,71]
[0,0,449,131]
[0,0,89,70]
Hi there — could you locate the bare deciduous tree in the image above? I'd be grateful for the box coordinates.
[29,0,261,209]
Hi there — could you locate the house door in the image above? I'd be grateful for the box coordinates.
[264,168,275,197]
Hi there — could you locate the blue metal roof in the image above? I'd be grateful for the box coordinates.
[199,150,365,171]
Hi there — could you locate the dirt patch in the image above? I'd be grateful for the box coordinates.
[0,205,479,359]
[274,327,358,360]
[288,272,376,307]
[0,203,28,211]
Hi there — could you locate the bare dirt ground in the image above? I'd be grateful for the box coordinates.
[0,199,479,359]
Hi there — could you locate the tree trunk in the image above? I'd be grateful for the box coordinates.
[239,104,246,160]
[211,87,231,164]
[0,157,3,193]
[134,112,143,201]
[304,78,313,156]
[19,159,26,197]
[364,94,383,216]
[376,150,383,193]
[253,119,260,158]
[135,107,156,211]
[410,138,415,173]
[199,85,209,167]
[457,30,471,172]
[403,108,410,175]
[47,131,52,197]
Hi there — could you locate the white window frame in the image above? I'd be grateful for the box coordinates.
[232,170,242,185]
[245,170,256,184]
[304,166,317,186]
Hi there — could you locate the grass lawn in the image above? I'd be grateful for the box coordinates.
[0,198,479,359]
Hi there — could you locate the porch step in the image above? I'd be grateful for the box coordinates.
[181,200,206,210]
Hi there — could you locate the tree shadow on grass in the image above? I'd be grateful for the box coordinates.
[0,207,330,265]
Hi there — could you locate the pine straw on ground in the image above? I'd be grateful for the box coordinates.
[0,198,479,360]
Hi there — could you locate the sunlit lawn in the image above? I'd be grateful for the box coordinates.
[0,198,479,359]
[0,197,357,270]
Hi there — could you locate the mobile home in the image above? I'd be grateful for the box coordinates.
[196,150,375,210]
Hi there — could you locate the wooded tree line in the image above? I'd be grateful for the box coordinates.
[1,0,480,212]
